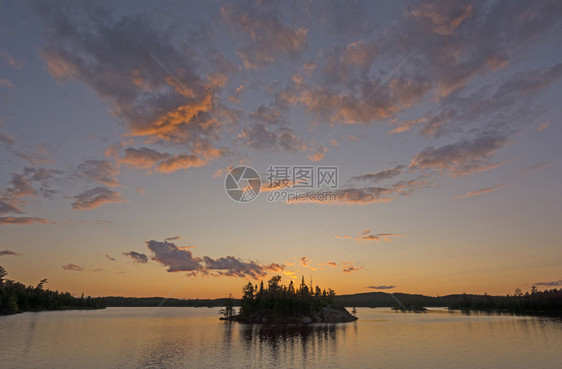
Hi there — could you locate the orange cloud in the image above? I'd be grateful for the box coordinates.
[0,217,49,225]
[538,121,549,132]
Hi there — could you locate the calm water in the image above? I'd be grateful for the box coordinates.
[0,307,561,368]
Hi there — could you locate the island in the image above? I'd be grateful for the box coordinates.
[219,275,358,324]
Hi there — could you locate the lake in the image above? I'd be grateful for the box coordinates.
[0,307,561,368]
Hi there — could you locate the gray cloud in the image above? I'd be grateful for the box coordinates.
[410,132,508,176]
[351,165,404,183]
[0,130,15,146]
[368,285,396,290]
[146,240,283,279]
[62,263,84,271]
[72,187,124,210]
[203,256,275,279]
[0,198,22,215]
[533,280,562,287]
[221,2,307,69]
[147,240,201,272]
[289,175,431,205]
[105,254,116,261]
[0,250,20,256]
[76,159,120,187]
[123,251,148,264]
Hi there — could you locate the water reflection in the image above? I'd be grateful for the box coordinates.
[238,323,347,366]
[1,308,561,369]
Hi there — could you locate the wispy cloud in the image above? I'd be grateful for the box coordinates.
[0,250,20,256]
[0,217,49,225]
[368,285,396,290]
[533,279,562,287]
[72,187,125,210]
[62,263,84,271]
[357,230,403,243]
[454,184,506,199]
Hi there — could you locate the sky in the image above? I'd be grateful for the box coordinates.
[0,0,561,299]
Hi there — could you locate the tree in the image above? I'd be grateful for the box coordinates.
[0,266,7,287]
[219,293,235,319]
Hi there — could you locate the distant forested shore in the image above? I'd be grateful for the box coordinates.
[0,266,105,315]
[101,287,562,317]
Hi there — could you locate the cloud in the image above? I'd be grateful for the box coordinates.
[319,261,337,267]
[410,2,473,36]
[342,262,362,273]
[36,2,227,167]
[147,240,201,272]
[0,250,20,256]
[515,162,550,175]
[351,165,404,182]
[157,154,206,173]
[71,187,125,210]
[120,147,170,170]
[410,132,508,176]
[289,176,431,205]
[533,280,562,287]
[76,160,120,187]
[0,217,49,225]
[0,50,23,69]
[238,124,303,152]
[1,167,62,206]
[454,184,506,199]
[298,1,374,37]
[299,256,317,271]
[537,121,549,132]
[0,130,15,146]
[62,263,84,271]
[0,78,13,88]
[120,147,210,173]
[203,256,277,279]
[146,240,282,279]
[123,251,148,264]
[367,285,396,290]
[165,236,181,241]
[221,2,307,69]
[0,198,22,215]
[357,230,403,242]
[308,152,325,162]
[388,118,427,134]
[105,254,116,261]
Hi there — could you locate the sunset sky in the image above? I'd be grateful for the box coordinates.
[1,1,561,299]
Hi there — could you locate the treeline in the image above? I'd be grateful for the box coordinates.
[237,275,336,319]
[102,296,237,307]
[0,266,105,315]
[448,288,562,315]
[335,287,562,316]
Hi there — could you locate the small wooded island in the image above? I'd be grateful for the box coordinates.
[219,275,357,324]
